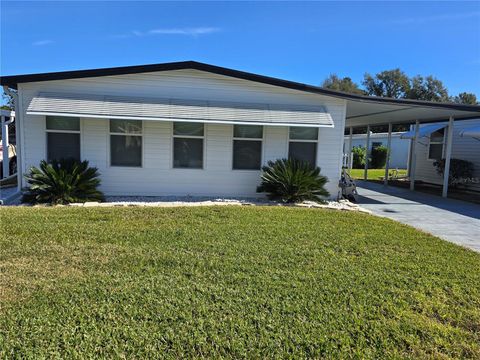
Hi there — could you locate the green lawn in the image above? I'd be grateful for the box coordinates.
[348,168,408,180]
[1,206,479,358]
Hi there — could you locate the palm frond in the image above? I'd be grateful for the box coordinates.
[22,158,105,205]
[257,158,329,203]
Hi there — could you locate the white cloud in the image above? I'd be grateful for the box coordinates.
[148,27,220,36]
[32,39,53,46]
[393,11,480,24]
[112,27,220,39]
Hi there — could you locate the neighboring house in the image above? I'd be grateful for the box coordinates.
[343,132,409,169]
[402,118,480,192]
[2,61,480,200]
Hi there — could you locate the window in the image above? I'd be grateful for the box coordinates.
[110,119,142,167]
[288,127,318,167]
[428,128,445,160]
[46,116,80,162]
[233,125,263,170]
[173,122,204,169]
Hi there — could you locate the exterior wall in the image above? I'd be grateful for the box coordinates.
[414,119,480,192]
[343,133,409,168]
[18,69,346,199]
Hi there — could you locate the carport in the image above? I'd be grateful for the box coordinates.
[342,95,480,197]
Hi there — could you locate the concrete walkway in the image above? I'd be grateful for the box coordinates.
[0,186,20,205]
[356,181,480,253]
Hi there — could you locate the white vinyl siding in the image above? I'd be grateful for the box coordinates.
[414,119,480,192]
[18,69,347,198]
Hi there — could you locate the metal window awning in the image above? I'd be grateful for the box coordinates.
[400,123,447,139]
[26,92,334,127]
[460,125,480,139]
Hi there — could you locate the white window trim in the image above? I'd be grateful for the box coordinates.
[288,127,319,166]
[427,130,445,161]
[108,119,144,168]
[172,122,206,170]
[232,125,264,171]
[45,116,81,162]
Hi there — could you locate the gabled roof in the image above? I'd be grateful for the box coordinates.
[2,60,480,114]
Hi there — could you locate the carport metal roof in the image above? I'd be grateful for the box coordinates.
[344,99,479,127]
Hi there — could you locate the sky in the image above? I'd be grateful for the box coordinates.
[1,1,480,101]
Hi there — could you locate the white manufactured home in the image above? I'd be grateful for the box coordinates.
[2,61,480,200]
[402,118,480,192]
[344,132,410,169]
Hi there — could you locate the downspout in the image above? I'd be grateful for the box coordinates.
[3,86,22,193]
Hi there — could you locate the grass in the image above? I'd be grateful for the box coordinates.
[348,168,408,180]
[1,206,479,358]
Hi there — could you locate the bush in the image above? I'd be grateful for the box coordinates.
[433,158,475,187]
[22,158,104,205]
[257,158,329,203]
[351,146,366,169]
[370,145,388,168]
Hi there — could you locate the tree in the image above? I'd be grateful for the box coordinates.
[363,69,410,98]
[452,92,478,105]
[351,146,366,169]
[322,74,365,95]
[408,75,449,102]
[1,89,16,110]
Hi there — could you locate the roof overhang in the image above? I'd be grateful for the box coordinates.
[26,92,334,127]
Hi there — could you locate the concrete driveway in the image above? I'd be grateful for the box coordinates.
[356,181,480,253]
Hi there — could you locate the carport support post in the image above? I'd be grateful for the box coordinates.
[442,116,454,198]
[1,115,8,178]
[364,125,370,180]
[410,120,420,191]
[384,123,392,186]
[348,127,353,169]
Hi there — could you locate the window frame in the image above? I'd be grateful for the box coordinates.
[45,116,81,162]
[108,119,144,168]
[427,129,445,161]
[232,125,264,171]
[171,122,206,170]
[288,127,319,167]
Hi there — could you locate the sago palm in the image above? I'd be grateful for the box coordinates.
[22,159,104,205]
[257,158,329,203]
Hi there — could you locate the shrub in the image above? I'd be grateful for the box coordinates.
[257,158,329,203]
[22,158,104,205]
[370,145,388,168]
[351,146,366,169]
[433,158,475,187]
